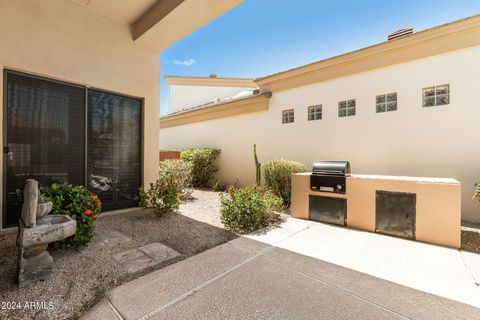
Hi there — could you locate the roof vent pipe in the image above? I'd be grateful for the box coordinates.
[387,28,414,41]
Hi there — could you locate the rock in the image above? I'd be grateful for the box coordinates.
[20,179,38,227]
[36,201,53,223]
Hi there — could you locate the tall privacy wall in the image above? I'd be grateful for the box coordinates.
[160,46,480,222]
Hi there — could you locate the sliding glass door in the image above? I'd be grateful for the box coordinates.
[3,71,142,227]
[4,72,86,227]
[87,90,142,211]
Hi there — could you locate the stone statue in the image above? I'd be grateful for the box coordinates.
[17,179,77,288]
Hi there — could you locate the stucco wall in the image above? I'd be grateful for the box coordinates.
[0,0,160,228]
[169,85,255,113]
[160,46,480,222]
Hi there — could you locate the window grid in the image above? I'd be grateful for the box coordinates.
[338,99,356,117]
[282,109,294,123]
[376,92,397,113]
[307,105,322,121]
[423,84,449,107]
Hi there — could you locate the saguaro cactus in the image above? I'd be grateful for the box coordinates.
[254,144,261,185]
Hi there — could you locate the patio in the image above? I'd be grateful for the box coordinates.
[83,215,480,320]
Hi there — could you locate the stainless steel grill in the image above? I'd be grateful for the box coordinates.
[310,161,350,194]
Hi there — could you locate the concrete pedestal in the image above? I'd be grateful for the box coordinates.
[18,244,54,288]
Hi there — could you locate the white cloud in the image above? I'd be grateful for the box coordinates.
[172,58,197,66]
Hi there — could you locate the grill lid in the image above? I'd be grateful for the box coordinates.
[312,161,351,176]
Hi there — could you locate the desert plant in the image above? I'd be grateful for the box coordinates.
[263,159,306,206]
[140,160,193,216]
[254,144,261,185]
[41,183,101,248]
[159,159,193,199]
[144,177,180,217]
[212,180,226,192]
[138,186,148,207]
[474,182,480,201]
[180,148,220,187]
[220,185,282,233]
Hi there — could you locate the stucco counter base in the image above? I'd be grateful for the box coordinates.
[291,173,461,248]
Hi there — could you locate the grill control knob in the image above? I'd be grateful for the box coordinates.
[337,184,343,190]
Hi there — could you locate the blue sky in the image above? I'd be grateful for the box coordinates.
[160,0,480,115]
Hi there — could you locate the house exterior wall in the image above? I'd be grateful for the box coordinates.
[169,85,255,113]
[0,0,160,229]
[160,45,480,222]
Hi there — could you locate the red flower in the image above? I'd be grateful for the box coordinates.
[92,215,97,220]
[84,209,92,215]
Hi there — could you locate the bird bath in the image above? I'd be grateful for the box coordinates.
[17,179,77,288]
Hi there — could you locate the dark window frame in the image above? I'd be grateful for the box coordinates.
[2,69,144,228]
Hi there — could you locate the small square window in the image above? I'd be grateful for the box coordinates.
[422,84,449,107]
[282,109,294,124]
[376,92,397,113]
[307,105,322,121]
[338,99,355,117]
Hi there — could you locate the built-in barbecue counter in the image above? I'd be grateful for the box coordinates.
[291,167,461,248]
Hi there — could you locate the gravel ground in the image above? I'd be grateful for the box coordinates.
[0,189,235,320]
[461,226,480,254]
[179,188,225,228]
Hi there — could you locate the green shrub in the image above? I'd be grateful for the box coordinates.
[138,186,148,207]
[212,180,227,192]
[220,185,282,233]
[474,182,480,201]
[263,159,306,206]
[41,183,101,248]
[140,160,193,216]
[144,178,179,217]
[159,159,193,199]
[180,148,220,187]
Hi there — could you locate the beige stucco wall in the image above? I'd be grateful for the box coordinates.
[160,45,480,222]
[0,0,160,228]
[168,84,256,113]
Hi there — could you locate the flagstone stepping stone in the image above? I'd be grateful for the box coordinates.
[112,242,180,273]
[79,231,131,255]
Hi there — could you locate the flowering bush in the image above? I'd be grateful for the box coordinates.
[220,185,282,233]
[41,183,101,248]
[144,178,179,217]
[140,160,193,216]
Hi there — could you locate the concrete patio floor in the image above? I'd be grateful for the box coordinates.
[83,218,480,320]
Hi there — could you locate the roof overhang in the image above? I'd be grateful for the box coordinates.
[256,14,480,92]
[71,0,242,52]
[165,76,256,87]
[160,93,270,128]
[132,0,243,51]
